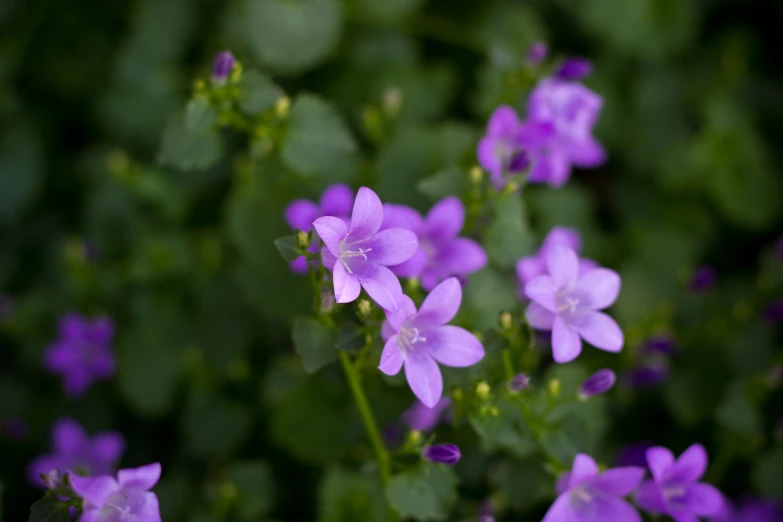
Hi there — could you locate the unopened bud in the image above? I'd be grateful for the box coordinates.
[476,381,491,400]
[406,277,420,293]
[296,230,310,250]
[498,311,513,330]
[357,299,372,320]
[469,166,483,184]
[212,51,235,84]
[556,57,593,81]
[578,369,616,399]
[275,96,291,118]
[408,429,422,445]
[383,87,403,117]
[508,373,530,392]
[422,443,461,465]
[548,378,561,397]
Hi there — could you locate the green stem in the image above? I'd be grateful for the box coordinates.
[502,349,515,380]
[339,351,392,486]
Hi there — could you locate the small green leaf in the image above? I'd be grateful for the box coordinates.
[335,322,364,352]
[225,461,275,520]
[417,168,467,200]
[29,495,70,522]
[274,236,301,262]
[158,112,222,172]
[185,97,217,132]
[281,95,357,178]
[292,317,338,373]
[239,70,283,115]
[469,397,536,458]
[182,391,251,458]
[484,193,535,269]
[386,473,442,521]
[318,467,389,522]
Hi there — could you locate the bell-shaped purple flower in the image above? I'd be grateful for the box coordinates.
[285,184,354,273]
[477,106,528,188]
[212,51,235,83]
[381,197,487,290]
[635,444,724,521]
[543,454,645,522]
[402,398,451,432]
[27,418,124,487]
[516,227,597,297]
[521,77,606,187]
[43,313,116,397]
[556,57,593,81]
[579,369,616,398]
[71,462,162,522]
[524,243,623,363]
[422,444,461,465]
[379,278,485,407]
[314,187,418,311]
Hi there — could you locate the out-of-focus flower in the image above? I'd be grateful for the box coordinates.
[524,243,623,363]
[477,106,528,188]
[556,58,593,81]
[526,41,548,66]
[71,462,162,522]
[422,444,461,465]
[578,369,616,398]
[690,265,717,292]
[402,398,451,432]
[615,441,655,468]
[711,495,783,522]
[509,373,531,392]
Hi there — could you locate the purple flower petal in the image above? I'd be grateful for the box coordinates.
[384,295,417,331]
[403,398,451,432]
[426,326,484,368]
[382,204,425,233]
[477,137,503,180]
[415,278,462,327]
[138,492,162,522]
[552,317,582,363]
[487,105,522,136]
[58,313,86,341]
[333,262,361,303]
[118,462,161,491]
[568,136,607,167]
[579,369,616,398]
[646,446,675,481]
[542,494,570,522]
[592,467,645,496]
[575,312,624,352]
[404,352,443,408]
[367,228,419,266]
[422,444,461,465]
[546,243,579,287]
[671,444,708,482]
[357,264,404,311]
[379,336,404,375]
[435,238,488,277]
[576,268,621,310]
[389,248,428,279]
[525,302,556,329]
[516,256,543,286]
[347,187,383,242]
[530,148,571,188]
[285,200,320,231]
[525,275,558,312]
[568,454,599,487]
[70,475,119,508]
[556,57,593,81]
[580,497,642,522]
[313,216,347,256]
[52,418,88,453]
[425,197,465,240]
[544,227,582,252]
[319,184,354,217]
[87,316,114,346]
[635,480,667,513]
[683,483,723,516]
[91,433,125,465]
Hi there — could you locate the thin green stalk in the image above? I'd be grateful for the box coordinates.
[339,351,392,486]
[502,349,515,380]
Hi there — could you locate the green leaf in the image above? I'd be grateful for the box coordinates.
[495,457,551,511]
[714,379,761,438]
[29,496,70,522]
[484,193,535,269]
[226,461,275,520]
[318,467,389,522]
[281,95,357,179]
[386,464,458,521]
[351,0,424,22]
[335,322,365,352]
[158,111,222,172]
[0,124,43,225]
[274,236,301,262]
[752,448,783,498]
[469,397,536,458]
[185,97,217,132]
[239,70,283,115]
[292,316,338,373]
[182,391,251,458]
[417,168,468,201]
[243,0,343,75]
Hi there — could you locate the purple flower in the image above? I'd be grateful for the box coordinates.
[712,497,783,522]
[763,299,783,326]
[635,444,724,521]
[477,106,528,188]
[543,454,644,522]
[71,462,162,522]
[212,51,235,83]
[556,57,593,81]
[642,334,677,355]
[379,278,485,407]
[27,418,124,487]
[615,441,655,468]
[526,41,548,65]
[509,373,531,391]
[422,444,461,465]
[285,184,354,273]
[516,227,597,296]
[524,243,623,363]
[579,369,616,398]
[521,77,606,187]
[314,187,418,311]
[43,313,116,397]
[690,265,717,292]
[381,197,487,290]
[402,398,451,432]
[624,363,669,389]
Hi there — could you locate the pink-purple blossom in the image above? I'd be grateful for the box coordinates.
[284,184,354,273]
[381,197,487,290]
[379,278,485,407]
[314,187,418,311]
[43,313,116,397]
[524,243,623,363]
[422,444,461,465]
[27,418,124,487]
[477,106,528,188]
[402,398,451,432]
[71,462,162,522]
[635,444,724,521]
[543,453,645,522]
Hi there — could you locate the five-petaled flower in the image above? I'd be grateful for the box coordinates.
[27,417,124,487]
[477,106,528,188]
[381,197,487,290]
[635,444,724,521]
[71,462,162,522]
[379,277,485,407]
[544,453,645,522]
[285,184,354,273]
[44,313,116,397]
[314,187,418,311]
[524,243,624,363]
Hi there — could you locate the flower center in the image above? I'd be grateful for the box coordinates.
[397,326,427,354]
[555,292,580,315]
[568,485,595,512]
[338,240,373,274]
[100,497,136,521]
[663,484,687,507]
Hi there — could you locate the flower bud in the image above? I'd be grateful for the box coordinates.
[508,373,530,392]
[275,96,291,118]
[476,381,491,400]
[689,265,716,293]
[556,57,593,81]
[422,444,461,465]
[579,369,616,399]
[320,292,336,313]
[548,378,561,397]
[498,311,513,330]
[469,166,483,185]
[526,41,548,66]
[296,230,311,251]
[383,87,403,117]
[212,51,235,84]
[357,299,372,320]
